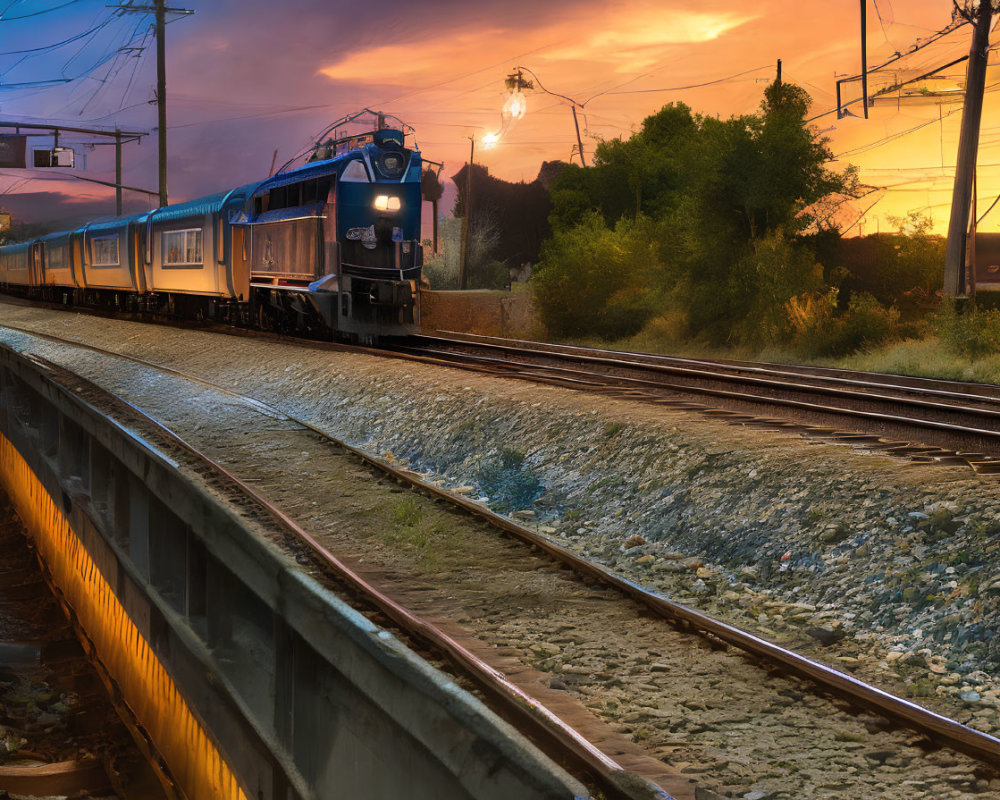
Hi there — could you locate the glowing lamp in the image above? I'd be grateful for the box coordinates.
[373,195,401,212]
[503,89,527,120]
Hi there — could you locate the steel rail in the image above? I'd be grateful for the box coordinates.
[10,346,662,800]
[402,336,1000,419]
[381,343,1000,462]
[401,342,1000,419]
[427,331,1000,405]
[5,327,1000,768]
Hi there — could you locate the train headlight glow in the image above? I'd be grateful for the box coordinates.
[374,195,401,212]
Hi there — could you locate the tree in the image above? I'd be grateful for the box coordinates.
[548,103,699,229]
[533,212,666,338]
[452,162,554,273]
[535,81,856,347]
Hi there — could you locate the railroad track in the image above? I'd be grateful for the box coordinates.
[380,332,1000,473]
[2,323,999,799]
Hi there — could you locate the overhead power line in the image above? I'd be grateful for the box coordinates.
[595,65,773,98]
[0,0,85,20]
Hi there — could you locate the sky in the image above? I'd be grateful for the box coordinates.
[0,0,997,236]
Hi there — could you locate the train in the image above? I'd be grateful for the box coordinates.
[0,117,423,342]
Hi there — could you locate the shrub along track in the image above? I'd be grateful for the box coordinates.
[384,332,1000,472]
[1,326,999,799]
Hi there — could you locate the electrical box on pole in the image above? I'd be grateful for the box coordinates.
[32,147,76,168]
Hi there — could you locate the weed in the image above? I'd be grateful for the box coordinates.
[453,419,476,438]
[603,422,626,438]
[905,678,937,698]
[588,475,620,492]
[500,447,525,469]
[393,496,423,527]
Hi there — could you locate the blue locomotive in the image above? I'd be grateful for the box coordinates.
[0,114,423,341]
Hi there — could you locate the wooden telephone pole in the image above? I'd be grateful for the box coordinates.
[114,1,193,208]
[944,0,994,298]
[861,0,870,118]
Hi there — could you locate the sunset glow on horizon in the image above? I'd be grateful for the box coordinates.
[0,0,998,237]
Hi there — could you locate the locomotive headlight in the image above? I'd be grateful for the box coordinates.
[374,195,401,212]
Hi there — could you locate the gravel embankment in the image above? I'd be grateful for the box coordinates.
[1,304,998,743]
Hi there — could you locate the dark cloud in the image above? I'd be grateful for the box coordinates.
[0,191,149,231]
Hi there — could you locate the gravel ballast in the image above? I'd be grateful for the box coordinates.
[1,303,999,747]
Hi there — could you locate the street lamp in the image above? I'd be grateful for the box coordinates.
[503,69,531,121]
[503,66,587,166]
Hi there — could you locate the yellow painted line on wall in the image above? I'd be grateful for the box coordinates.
[0,434,246,800]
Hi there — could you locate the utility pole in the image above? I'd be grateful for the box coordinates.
[944,0,993,298]
[861,0,869,119]
[508,66,588,166]
[570,107,586,167]
[776,59,782,87]
[115,129,123,215]
[156,0,167,207]
[459,137,473,290]
[114,1,193,208]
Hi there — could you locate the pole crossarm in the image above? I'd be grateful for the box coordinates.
[0,120,148,139]
[107,4,193,14]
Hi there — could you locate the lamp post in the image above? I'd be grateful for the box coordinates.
[505,66,587,166]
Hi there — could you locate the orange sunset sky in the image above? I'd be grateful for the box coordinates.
[1,0,998,236]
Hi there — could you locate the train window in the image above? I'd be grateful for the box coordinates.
[91,235,120,267]
[302,179,317,204]
[47,244,66,269]
[3,251,25,270]
[162,228,203,268]
[340,160,369,183]
[251,178,334,216]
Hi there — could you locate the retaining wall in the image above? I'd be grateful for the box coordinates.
[0,344,589,800]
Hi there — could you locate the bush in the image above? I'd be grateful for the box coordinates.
[627,310,690,352]
[789,290,899,357]
[840,292,900,351]
[421,215,509,290]
[938,302,1000,358]
[728,231,825,348]
[532,212,665,340]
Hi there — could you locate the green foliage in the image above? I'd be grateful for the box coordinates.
[938,300,1000,358]
[532,212,667,339]
[422,215,508,290]
[422,217,461,289]
[549,103,699,229]
[837,213,945,310]
[728,231,826,348]
[393,496,424,527]
[477,448,543,512]
[536,81,857,350]
[789,289,900,357]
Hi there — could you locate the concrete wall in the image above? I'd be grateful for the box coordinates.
[0,344,590,800]
[420,288,537,339]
